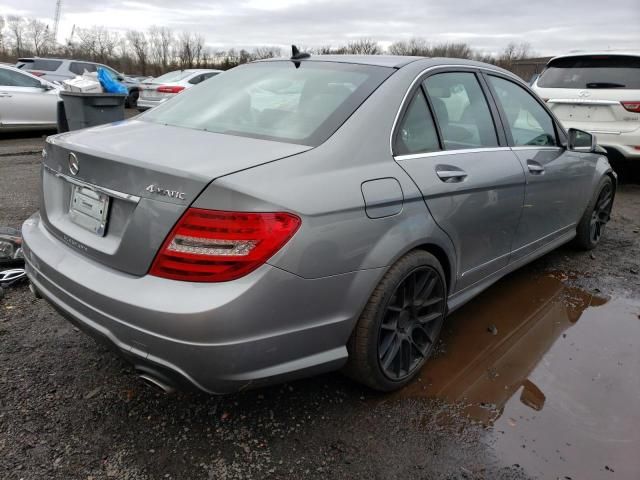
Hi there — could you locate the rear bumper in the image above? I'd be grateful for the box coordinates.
[22,212,381,393]
[562,121,640,160]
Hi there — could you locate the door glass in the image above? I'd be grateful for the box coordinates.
[70,62,97,75]
[489,76,557,147]
[394,91,440,155]
[423,72,498,150]
[0,69,41,88]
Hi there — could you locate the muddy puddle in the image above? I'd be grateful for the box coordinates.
[392,270,640,479]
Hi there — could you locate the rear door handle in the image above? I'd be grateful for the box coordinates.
[435,165,468,183]
[527,160,545,174]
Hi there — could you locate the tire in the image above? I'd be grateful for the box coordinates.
[126,89,139,109]
[574,176,614,250]
[344,250,447,391]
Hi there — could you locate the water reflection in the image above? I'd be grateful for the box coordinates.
[394,270,606,423]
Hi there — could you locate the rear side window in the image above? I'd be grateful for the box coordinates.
[488,76,557,147]
[394,91,439,155]
[188,74,204,85]
[143,61,393,146]
[70,62,97,75]
[17,59,62,71]
[537,55,640,89]
[423,72,498,150]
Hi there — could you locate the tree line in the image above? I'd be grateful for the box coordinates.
[0,15,536,76]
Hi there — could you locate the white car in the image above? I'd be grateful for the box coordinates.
[0,64,59,131]
[137,69,222,111]
[532,52,640,160]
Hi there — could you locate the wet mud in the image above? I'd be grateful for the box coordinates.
[392,270,640,478]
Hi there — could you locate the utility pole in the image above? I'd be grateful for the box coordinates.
[53,0,63,42]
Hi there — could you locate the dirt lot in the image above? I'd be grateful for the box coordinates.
[1,127,639,480]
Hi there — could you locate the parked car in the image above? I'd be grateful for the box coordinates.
[15,57,140,108]
[532,51,640,161]
[0,64,59,131]
[23,54,615,394]
[137,69,221,111]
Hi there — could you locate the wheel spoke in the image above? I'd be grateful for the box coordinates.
[414,324,434,345]
[408,336,427,358]
[418,311,442,324]
[381,334,401,369]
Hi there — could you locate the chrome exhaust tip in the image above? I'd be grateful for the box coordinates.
[138,373,176,394]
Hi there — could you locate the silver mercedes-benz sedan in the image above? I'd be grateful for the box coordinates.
[22,53,616,394]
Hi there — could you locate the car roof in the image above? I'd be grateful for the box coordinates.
[257,55,515,74]
[548,50,640,63]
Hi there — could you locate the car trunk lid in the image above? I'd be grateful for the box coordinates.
[40,119,311,276]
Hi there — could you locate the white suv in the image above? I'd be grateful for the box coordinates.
[532,52,640,161]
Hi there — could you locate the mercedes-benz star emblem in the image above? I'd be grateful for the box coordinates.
[68,152,79,176]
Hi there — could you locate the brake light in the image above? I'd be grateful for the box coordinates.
[150,209,301,282]
[157,85,185,94]
[31,71,45,77]
[621,101,640,113]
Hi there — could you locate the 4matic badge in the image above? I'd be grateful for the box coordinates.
[145,184,186,200]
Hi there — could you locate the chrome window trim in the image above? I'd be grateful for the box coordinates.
[389,64,521,156]
[43,164,141,203]
[510,146,563,152]
[394,146,512,161]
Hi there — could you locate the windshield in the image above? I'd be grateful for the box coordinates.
[142,61,393,146]
[153,70,195,83]
[537,55,640,89]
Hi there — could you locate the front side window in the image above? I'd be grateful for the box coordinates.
[394,91,439,155]
[143,61,393,146]
[423,72,498,150]
[0,69,41,88]
[488,76,557,147]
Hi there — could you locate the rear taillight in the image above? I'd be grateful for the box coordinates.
[621,101,640,113]
[31,71,45,77]
[157,85,185,94]
[150,209,301,282]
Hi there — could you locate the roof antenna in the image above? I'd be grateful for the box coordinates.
[291,45,310,68]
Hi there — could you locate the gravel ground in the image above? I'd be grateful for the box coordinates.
[1,133,639,479]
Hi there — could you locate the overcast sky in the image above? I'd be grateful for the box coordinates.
[2,0,639,55]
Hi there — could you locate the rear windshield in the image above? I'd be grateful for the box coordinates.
[142,61,393,146]
[153,70,195,83]
[537,55,640,89]
[16,58,62,71]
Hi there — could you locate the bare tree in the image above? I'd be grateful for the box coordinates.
[0,16,6,56]
[126,30,149,74]
[148,26,174,73]
[345,38,380,55]
[26,18,52,56]
[498,42,534,67]
[7,15,27,57]
[177,31,203,68]
[252,46,282,60]
[388,38,430,56]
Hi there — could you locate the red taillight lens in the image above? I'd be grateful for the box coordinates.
[621,101,640,113]
[157,85,185,94]
[150,209,301,282]
[31,71,45,77]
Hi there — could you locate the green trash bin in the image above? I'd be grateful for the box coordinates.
[59,91,127,131]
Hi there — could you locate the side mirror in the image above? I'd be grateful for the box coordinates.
[40,81,53,91]
[117,74,125,81]
[568,128,597,153]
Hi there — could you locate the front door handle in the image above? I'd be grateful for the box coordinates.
[435,165,468,183]
[0,92,12,98]
[527,160,545,174]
